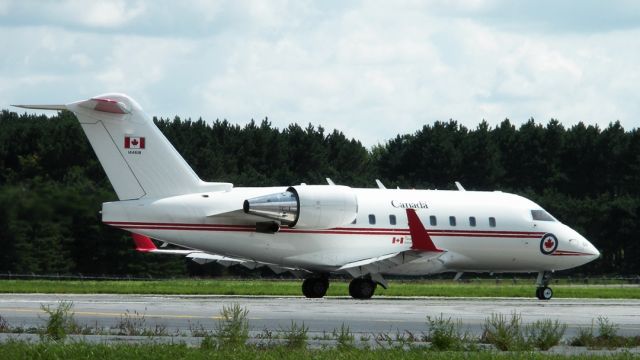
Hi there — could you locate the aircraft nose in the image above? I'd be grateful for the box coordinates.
[587,240,600,260]
[574,235,600,262]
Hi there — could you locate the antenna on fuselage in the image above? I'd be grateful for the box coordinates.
[375,179,386,189]
[455,181,466,191]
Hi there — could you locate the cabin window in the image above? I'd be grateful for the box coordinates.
[449,216,456,226]
[369,214,376,225]
[389,214,397,225]
[489,217,496,227]
[469,216,476,227]
[429,215,437,226]
[531,210,555,222]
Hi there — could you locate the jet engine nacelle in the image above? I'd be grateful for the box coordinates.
[243,185,358,229]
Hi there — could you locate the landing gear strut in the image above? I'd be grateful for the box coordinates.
[349,278,377,299]
[535,271,553,300]
[302,277,329,298]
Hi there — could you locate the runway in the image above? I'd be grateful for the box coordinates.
[0,294,638,338]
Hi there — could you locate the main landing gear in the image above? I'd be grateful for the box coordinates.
[301,276,379,299]
[302,277,329,298]
[535,271,553,300]
[348,278,377,299]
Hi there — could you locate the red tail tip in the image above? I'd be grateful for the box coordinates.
[132,233,156,252]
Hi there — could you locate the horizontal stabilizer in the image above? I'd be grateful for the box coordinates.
[12,104,67,111]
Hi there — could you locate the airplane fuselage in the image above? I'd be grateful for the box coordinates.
[102,187,599,275]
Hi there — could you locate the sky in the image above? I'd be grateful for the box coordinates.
[1,0,640,147]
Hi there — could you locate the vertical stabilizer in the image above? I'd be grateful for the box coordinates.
[15,93,232,200]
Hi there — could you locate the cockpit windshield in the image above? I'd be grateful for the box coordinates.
[531,209,556,222]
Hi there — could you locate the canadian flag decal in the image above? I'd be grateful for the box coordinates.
[124,136,145,149]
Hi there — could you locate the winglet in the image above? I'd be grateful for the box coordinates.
[406,209,443,252]
[132,233,156,252]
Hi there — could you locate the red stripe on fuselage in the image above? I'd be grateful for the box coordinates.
[551,250,595,256]
[103,221,545,238]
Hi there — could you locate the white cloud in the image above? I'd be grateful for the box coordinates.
[73,0,146,28]
[0,0,9,15]
[1,1,640,146]
[69,53,92,68]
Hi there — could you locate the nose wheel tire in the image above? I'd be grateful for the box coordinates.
[302,277,329,298]
[536,286,553,300]
[349,278,377,299]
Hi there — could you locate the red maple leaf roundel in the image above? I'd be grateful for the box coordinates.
[540,234,558,255]
[544,238,554,249]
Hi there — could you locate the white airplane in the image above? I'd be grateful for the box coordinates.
[14,94,600,300]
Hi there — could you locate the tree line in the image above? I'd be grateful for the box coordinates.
[0,109,638,276]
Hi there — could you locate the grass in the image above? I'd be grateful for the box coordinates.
[214,303,249,349]
[425,314,474,350]
[0,279,638,298]
[39,300,78,341]
[570,317,640,349]
[3,301,639,356]
[482,312,529,351]
[280,321,309,349]
[0,341,638,360]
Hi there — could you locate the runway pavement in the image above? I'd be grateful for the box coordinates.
[0,294,638,338]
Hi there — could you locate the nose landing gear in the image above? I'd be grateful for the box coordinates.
[535,271,553,300]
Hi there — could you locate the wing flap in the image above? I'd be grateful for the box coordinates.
[337,252,400,271]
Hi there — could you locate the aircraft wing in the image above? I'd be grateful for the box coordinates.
[132,233,308,275]
[338,209,447,286]
[133,233,246,265]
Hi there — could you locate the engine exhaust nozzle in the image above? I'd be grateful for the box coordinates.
[243,190,299,226]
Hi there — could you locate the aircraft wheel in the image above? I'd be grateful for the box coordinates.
[348,278,377,299]
[302,277,328,298]
[536,286,553,300]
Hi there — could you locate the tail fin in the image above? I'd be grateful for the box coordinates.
[15,94,231,199]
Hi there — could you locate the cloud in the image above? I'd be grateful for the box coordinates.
[430,0,640,33]
[0,0,146,30]
[1,1,640,147]
[70,0,146,28]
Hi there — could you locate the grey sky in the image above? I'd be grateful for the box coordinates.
[1,0,639,146]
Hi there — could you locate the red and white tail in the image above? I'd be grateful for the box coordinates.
[14,94,231,200]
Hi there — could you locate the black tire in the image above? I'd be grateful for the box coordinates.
[302,278,328,298]
[540,286,553,300]
[348,278,377,299]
